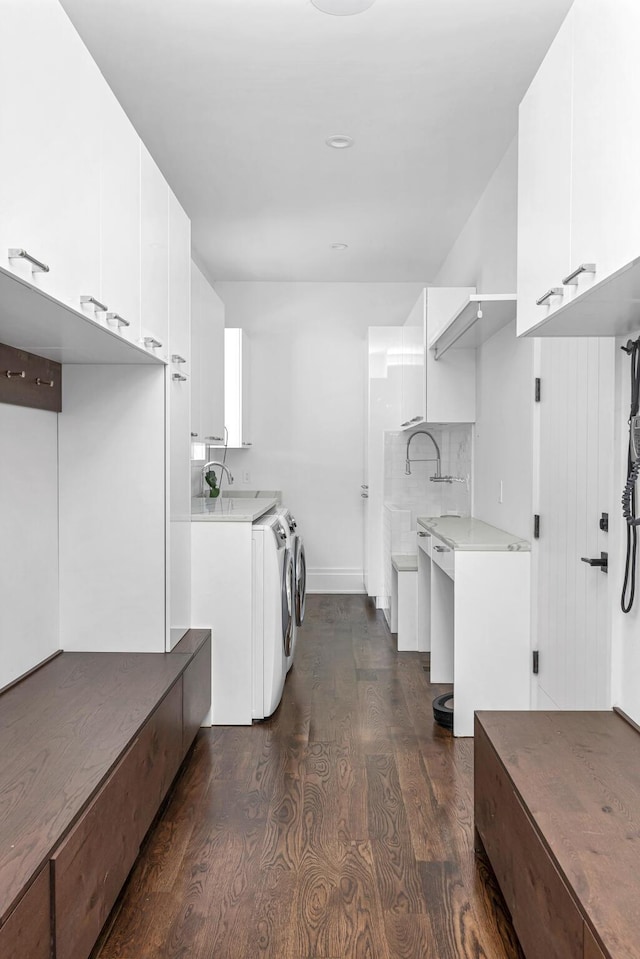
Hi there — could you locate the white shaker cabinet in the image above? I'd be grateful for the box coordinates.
[225,328,252,449]
[140,145,169,362]
[98,84,141,344]
[516,8,573,337]
[0,0,101,308]
[190,262,225,445]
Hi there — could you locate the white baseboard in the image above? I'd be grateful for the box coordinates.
[306,567,365,594]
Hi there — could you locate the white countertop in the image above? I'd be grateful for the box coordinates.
[417,515,530,551]
[191,497,278,522]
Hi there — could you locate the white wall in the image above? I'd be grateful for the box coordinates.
[432,137,533,540]
[0,405,59,688]
[213,282,424,593]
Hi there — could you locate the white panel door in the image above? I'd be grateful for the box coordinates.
[140,145,169,361]
[535,337,614,709]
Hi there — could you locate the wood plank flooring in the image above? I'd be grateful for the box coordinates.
[96,595,523,959]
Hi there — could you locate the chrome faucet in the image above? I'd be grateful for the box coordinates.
[201,461,234,497]
[405,430,442,479]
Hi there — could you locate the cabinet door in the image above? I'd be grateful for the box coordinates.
[140,145,169,361]
[425,287,476,423]
[169,192,192,516]
[169,193,192,372]
[191,262,225,445]
[516,8,573,336]
[225,328,251,448]
[400,290,426,428]
[570,0,640,291]
[0,0,101,308]
[0,866,50,959]
[99,84,141,344]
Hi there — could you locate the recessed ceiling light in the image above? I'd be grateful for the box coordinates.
[312,0,376,14]
[326,135,353,150]
[330,243,348,251]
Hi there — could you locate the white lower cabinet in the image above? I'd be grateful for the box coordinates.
[0,0,101,308]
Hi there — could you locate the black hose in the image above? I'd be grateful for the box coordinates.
[621,338,640,613]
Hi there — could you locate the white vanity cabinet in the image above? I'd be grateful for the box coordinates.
[517,0,640,337]
[190,263,225,445]
[0,0,102,307]
[140,146,169,362]
[418,516,531,737]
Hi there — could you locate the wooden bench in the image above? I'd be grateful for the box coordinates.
[391,553,418,650]
[474,709,640,959]
[0,630,211,959]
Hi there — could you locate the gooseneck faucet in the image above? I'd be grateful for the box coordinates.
[405,430,442,478]
[201,461,234,496]
[404,430,465,484]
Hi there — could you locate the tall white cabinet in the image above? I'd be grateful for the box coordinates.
[0,0,198,668]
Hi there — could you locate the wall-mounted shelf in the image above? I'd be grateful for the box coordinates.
[0,266,164,365]
[429,293,517,359]
[520,255,640,338]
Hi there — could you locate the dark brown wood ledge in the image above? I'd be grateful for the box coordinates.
[0,629,211,959]
[475,709,640,959]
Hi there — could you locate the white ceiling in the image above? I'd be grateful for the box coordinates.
[61,0,572,283]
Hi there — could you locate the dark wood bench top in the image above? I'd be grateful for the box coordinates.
[476,710,640,959]
[0,632,210,927]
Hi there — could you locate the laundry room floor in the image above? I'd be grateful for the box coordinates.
[95,594,523,959]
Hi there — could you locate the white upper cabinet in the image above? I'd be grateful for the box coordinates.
[168,194,192,517]
[225,328,252,449]
[190,262,225,445]
[98,84,141,344]
[169,193,191,372]
[570,0,640,288]
[516,8,573,337]
[140,146,169,362]
[0,0,101,307]
[400,292,426,429]
[518,0,640,337]
[425,287,476,423]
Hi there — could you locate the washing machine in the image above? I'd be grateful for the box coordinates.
[252,513,294,720]
[277,507,307,671]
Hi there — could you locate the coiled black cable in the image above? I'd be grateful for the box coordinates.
[621,337,640,613]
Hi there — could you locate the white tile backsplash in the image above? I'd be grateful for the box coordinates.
[384,424,472,528]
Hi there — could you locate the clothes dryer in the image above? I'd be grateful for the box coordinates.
[277,507,307,671]
[252,514,294,720]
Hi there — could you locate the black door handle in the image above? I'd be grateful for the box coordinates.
[581,551,608,573]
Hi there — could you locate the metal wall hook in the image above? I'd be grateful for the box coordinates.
[5,370,25,379]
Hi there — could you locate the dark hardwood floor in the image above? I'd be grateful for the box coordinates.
[96,595,523,959]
